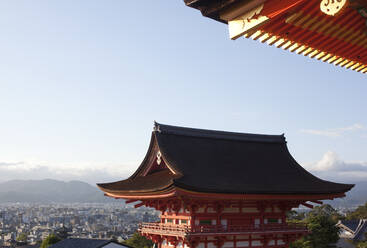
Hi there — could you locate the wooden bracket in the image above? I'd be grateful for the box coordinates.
[228,4,269,40]
[225,0,307,39]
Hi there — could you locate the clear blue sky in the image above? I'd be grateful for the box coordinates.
[0,1,366,184]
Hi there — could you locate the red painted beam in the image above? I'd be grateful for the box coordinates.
[301,202,314,209]
[135,202,146,208]
[262,0,307,18]
[175,187,347,201]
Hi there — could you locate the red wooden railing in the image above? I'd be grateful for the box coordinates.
[191,223,307,233]
[139,222,190,236]
[139,222,308,236]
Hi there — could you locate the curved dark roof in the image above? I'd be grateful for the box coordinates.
[339,220,361,233]
[98,123,354,196]
[183,0,244,23]
[49,238,130,248]
[99,169,176,193]
[154,122,285,143]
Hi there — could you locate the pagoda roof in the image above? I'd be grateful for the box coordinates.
[97,122,354,200]
[183,0,367,74]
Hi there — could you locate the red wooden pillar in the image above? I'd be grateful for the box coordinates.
[189,204,198,233]
[216,203,223,232]
[171,237,178,248]
[155,236,162,248]
[284,234,290,248]
[190,238,200,248]
[257,202,265,229]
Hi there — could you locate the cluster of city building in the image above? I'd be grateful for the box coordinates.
[0,203,159,247]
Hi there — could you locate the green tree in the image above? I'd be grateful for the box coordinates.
[305,214,339,247]
[287,210,306,221]
[290,207,340,248]
[123,233,154,248]
[40,234,61,248]
[309,204,343,222]
[290,239,312,248]
[16,232,27,242]
[346,202,367,220]
[356,241,367,248]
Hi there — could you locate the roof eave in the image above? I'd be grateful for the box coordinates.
[98,183,350,201]
[184,0,246,24]
[175,186,349,201]
[99,187,178,200]
[96,179,176,196]
[154,122,286,144]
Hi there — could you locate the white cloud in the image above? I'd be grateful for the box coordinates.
[300,123,365,138]
[1,152,366,186]
[0,160,135,185]
[304,151,367,182]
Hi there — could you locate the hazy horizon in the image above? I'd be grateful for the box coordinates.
[0,150,366,186]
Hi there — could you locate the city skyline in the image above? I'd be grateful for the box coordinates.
[0,1,366,185]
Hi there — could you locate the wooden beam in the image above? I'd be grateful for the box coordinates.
[227,0,307,40]
[261,0,307,18]
[220,0,267,21]
[135,202,146,208]
[175,187,348,201]
[228,4,269,40]
[301,202,314,209]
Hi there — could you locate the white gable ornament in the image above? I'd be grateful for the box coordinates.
[320,0,348,16]
[156,151,162,165]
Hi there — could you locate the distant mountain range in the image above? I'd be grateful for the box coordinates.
[325,181,367,208]
[0,179,365,207]
[0,179,120,204]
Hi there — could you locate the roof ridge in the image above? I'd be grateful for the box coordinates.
[154,122,286,143]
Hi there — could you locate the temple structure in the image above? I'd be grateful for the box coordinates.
[98,123,354,248]
[183,0,367,73]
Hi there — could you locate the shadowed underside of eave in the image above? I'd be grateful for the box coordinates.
[98,179,349,201]
[97,170,176,194]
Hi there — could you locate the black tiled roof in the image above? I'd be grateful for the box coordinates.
[98,169,176,192]
[340,220,360,233]
[49,238,128,248]
[338,219,367,241]
[154,122,285,143]
[183,0,243,23]
[98,123,354,196]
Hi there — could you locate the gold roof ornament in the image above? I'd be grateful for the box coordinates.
[320,0,348,16]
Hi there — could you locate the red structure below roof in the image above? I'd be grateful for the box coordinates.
[184,0,367,73]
